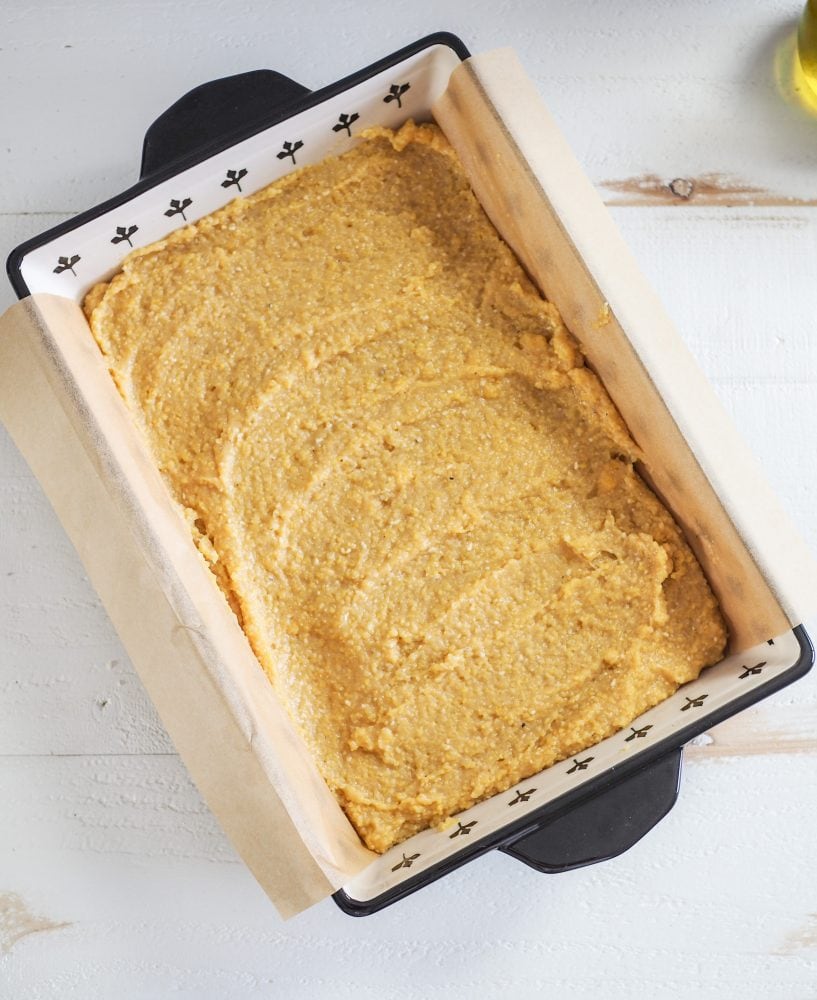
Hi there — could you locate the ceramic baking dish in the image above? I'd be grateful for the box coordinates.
[5,32,814,916]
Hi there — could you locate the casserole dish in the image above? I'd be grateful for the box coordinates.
[3,33,814,917]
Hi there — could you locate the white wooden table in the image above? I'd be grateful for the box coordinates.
[2,2,816,996]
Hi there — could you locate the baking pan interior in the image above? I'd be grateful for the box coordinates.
[7,36,812,908]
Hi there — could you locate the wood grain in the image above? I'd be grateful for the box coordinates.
[601,173,817,207]
[0,755,816,997]
[0,894,70,956]
[774,913,817,955]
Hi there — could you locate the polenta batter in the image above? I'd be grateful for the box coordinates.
[84,122,726,853]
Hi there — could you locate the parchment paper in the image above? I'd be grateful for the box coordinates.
[1,48,815,917]
[0,294,374,919]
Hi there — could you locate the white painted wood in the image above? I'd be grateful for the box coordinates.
[1,756,817,998]
[2,0,817,214]
[2,2,817,997]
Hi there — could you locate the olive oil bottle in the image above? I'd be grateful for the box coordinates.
[798,0,817,96]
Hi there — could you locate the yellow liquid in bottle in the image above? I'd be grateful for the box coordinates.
[798,0,817,96]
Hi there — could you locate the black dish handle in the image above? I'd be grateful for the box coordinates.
[139,70,685,877]
[500,749,682,872]
[140,69,312,179]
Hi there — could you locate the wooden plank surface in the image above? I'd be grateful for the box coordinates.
[2,0,816,213]
[1,1,816,997]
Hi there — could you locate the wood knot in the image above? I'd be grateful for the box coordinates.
[669,177,695,200]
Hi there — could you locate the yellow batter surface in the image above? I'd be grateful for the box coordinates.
[84,122,726,853]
